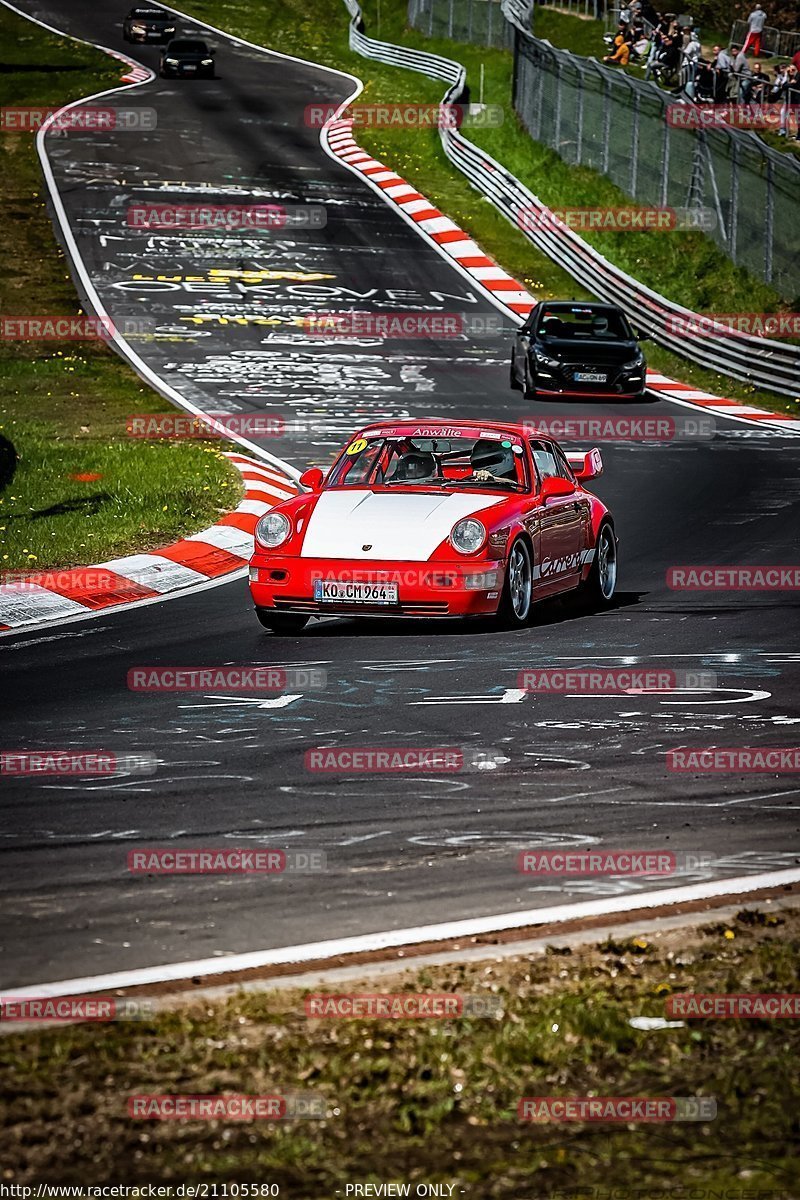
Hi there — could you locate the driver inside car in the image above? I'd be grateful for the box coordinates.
[469,439,518,485]
[385,449,440,484]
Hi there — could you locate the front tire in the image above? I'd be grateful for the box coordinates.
[581,523,617,609]
[497,538,533,627]
[255,609,309,633]
[510,353,522,392]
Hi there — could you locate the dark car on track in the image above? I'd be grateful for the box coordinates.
[159,38,215,78]
[122,6,176,42]
[510,302,648,400]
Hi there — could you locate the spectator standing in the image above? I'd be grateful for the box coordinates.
[774,64,800,137]
[733,45,752,102]
[791,47,800,73]
[772,63,793,135]
[749,61,770,105]
[682,30,702,98]
[790,67,800,141]
[712,44,734,101]
[742,4,767,58]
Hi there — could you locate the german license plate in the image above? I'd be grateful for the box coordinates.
[183,64,197,70]
[575,371,607,383]
[313,580,398,605]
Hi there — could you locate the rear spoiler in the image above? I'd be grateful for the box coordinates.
[565,448,603,481]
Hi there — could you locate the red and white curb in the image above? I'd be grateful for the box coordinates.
[323,117,800,436]
[0,455,296,632]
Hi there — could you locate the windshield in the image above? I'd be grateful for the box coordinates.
[169,40,208,52]
[536,306,633,341]
[327,433,528,491]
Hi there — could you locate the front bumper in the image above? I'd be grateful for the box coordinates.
[129,28,173,41]
[162,62,214,76]
[532,359,645,397]
[249,555,503,619]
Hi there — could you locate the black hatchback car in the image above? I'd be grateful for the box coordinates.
[159,38,215,78]
[510,302,648,400]
[122,7,176,42]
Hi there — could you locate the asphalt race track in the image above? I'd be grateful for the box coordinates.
[1,0,799,990]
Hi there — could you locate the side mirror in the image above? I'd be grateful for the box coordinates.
[540,475,576,500]
[570,448,603,482]
[299,467,324,491]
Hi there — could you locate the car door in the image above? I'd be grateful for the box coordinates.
[527,440,585,595]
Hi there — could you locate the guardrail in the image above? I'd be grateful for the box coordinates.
[340,0,800,397]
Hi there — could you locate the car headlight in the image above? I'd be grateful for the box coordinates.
[164,56,179,64]
[255,512,291,548]
[201,57,213,64]
[164,26,175,32]
[450,517,486,555]
[535,351,560,368]
[622,355,644,371]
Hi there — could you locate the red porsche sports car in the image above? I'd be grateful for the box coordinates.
[248,420,617,632]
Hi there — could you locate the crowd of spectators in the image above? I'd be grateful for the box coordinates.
[600,4,800,141]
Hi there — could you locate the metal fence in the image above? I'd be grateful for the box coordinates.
[730,20,800,58]
[408,0,800,302]
[407,0,515,50]
[539,0,602,18]
[513,36,798,299]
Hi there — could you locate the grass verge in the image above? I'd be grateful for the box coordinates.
[2,902,798,1192]
[0,6,242,575]
[180,0,798,415]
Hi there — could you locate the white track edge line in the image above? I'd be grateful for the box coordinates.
[7,867,799,997]
[0,0,303,482]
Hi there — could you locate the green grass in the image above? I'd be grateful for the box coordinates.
[2,904,797,1192]
[0,7,242,575]
[179,0,798,415]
